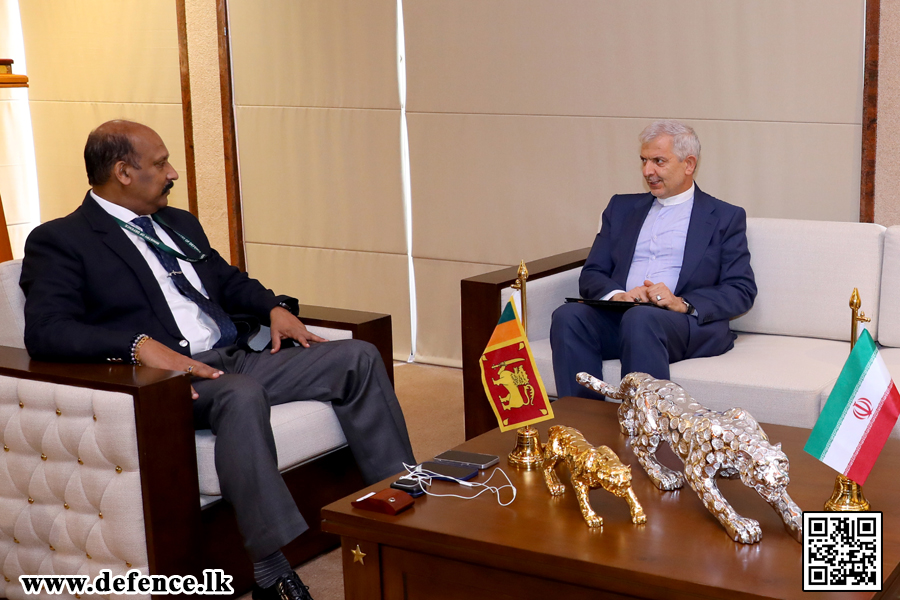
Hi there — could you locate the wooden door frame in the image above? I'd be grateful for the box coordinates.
[175,0,246,270]
[860,0,880,223]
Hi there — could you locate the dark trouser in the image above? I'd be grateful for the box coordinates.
[192,339,415,561]
[549,303,691,400]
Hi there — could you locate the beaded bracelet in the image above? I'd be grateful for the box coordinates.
[130,334,151,366]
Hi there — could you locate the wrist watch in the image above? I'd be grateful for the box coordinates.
[682,299,695,315]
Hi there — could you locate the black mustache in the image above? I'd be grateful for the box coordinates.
[163,181,175,193]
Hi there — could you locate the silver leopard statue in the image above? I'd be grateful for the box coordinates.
[578,371,803,544]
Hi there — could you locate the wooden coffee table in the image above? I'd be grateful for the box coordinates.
[322,398,900,599]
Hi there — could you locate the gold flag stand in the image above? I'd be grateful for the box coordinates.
[507,261,544,469]
[824,288,871,512]
[510,260,528,334]
[507,426,544,470]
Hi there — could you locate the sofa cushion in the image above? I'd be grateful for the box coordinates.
[538,333,848,430]
[530,338,555,397]
[502,268,581,344]
[531,336,624,398]
[195,399,348,497]
[730,218,885,342]
[0,259,26,349]
[666,333,850,428]
[868,348,900,440]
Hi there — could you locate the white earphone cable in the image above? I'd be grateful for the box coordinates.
[401,463,517,506]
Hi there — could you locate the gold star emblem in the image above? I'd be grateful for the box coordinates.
[351,545,366,565]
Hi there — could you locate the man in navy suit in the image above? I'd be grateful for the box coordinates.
[550,120,757,400]
[20,120,414,600]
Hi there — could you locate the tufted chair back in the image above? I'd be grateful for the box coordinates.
[0,259,26,349]
[0,257,151,599]
[0,256,366,596]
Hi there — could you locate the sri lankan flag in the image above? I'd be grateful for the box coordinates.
[480,298,553,432]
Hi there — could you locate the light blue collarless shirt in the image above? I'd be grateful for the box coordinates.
[604,184,695,303]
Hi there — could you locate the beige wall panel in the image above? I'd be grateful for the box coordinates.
[875,1,900,227]
[0,96,37,225]
[0,95,33,169]
[238,106,406,253]
[8,223,35,259]
[245,244,411,360]
[408,113,640,265]
[29,102,187,222]
[19,0,181,104]
[0,164,30,224]
[413,257,508,367]
[409,113,861,266]
[229,0,399,109]
[697,121,861,223]
[185,0,230,256]
[405,0,863,123]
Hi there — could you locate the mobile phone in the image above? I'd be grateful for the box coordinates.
[416,461,478,482]
[432,450,500,470]
[390,477,425,497]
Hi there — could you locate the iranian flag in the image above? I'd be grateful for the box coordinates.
[805,329,900,485]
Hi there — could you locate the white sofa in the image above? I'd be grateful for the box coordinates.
[462,219,900,439]
[0,259,394,599]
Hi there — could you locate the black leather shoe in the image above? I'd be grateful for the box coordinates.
[251,572,313,600]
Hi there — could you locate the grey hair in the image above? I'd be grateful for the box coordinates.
[639,120,700,162]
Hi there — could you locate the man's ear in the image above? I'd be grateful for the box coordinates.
[113,160,131,185]
[683,155,697,176]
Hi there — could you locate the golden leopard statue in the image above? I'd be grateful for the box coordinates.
[542,425,647,528]
[577,372,803,544]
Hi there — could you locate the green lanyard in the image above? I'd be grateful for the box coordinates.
[114,214,208,263]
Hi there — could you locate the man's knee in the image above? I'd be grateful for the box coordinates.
[205,375,270,425]
[323,340,388,388]
[348,339,380,360]
[619,308,688,355]
[551,302,592,337]
[329,339,382,370]
[620,307,666,338]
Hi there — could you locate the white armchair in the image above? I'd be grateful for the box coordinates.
[0,259,394,598]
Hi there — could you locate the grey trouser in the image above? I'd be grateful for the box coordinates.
[192,339,415,561]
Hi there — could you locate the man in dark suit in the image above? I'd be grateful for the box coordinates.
[550,120,757,400]
[20,120,415,600]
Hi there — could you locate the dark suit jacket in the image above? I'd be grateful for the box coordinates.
[20,192,293,362]
[579,185,757,358]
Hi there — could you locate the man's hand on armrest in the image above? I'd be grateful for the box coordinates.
[269,306,328,353]
[136,339,223,400]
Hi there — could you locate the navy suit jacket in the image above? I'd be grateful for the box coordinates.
[20,192,293,363]
[579,185,757,358]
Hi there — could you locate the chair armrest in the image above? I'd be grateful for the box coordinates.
[296,305,394,387]
[460,248,590,439]
[0,345,199,576]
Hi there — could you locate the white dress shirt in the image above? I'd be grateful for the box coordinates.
[92,191,221,353]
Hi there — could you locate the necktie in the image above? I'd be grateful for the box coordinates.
[132,216,237,348]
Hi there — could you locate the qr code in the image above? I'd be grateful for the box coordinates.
[803,512,882,591]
